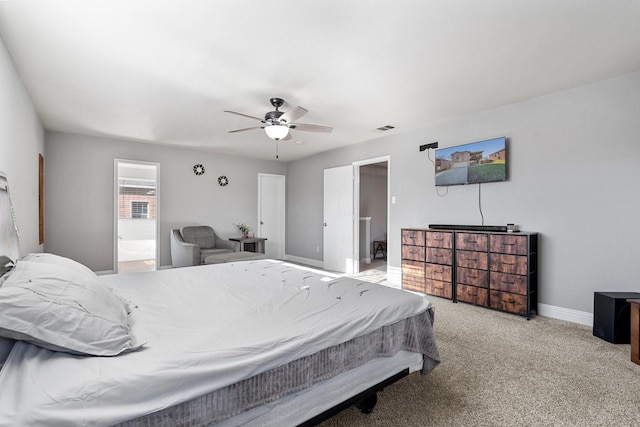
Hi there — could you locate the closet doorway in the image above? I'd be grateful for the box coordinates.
[114,160,159,273]
[356,159,388,275]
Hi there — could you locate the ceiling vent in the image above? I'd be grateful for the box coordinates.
[375,125,395,132]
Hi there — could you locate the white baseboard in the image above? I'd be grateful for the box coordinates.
[387,265,592,327]
[537,303,593,326]
[283,254,324,269]
[95,270,116,275]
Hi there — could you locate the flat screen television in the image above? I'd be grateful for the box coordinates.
[435,136,507,186]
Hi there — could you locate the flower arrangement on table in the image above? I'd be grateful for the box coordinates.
[236,223,251,238]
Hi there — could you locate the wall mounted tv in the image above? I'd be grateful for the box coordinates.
[435,136,507,186]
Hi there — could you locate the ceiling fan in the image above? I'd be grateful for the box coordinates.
[224,97,333,158]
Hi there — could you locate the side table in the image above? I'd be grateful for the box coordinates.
[229,237,267,254]
[373,240,387,259]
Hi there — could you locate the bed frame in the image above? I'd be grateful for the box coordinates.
[298,368,409,426]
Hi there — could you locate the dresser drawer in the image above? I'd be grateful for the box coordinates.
[456,283,488,306]
[490,272,527,295]
[425,263,452,282]
[490,234,528,255]
[402,229,425,246]
[490,290,527,315]
[456,250,488,269]
[426,247,453,265]
[490,253,528,275]
[425,278,453,299]
[426,231,452,249]
[457,267,489,288]
[402,260,425,277]
[456,233,488,252]
[402,245,425,262]
[403,275,426,293]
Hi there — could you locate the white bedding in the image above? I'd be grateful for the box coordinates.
[0,260,435,426]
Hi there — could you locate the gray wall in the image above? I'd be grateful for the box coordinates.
[0,36,44,255]
[286,71,640,314]
[45,131,286,271]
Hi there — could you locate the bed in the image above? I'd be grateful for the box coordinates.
[0,172,440,426]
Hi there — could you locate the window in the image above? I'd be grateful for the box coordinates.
[131,201,149,219]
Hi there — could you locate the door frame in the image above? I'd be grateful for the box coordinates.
[352,155,390,275]
[113,159,160,272]
[257,173,286,259]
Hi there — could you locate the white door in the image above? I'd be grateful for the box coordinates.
[323,165,354,274]
[258,173,285,259]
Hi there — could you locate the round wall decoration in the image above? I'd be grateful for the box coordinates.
[193,164,205,175]
[218,175,229,186]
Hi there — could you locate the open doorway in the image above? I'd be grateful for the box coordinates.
[115,160,159,273]
[358,161,388,275]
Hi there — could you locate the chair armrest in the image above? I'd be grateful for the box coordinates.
[170,229,201,267]
[216,236,239,252]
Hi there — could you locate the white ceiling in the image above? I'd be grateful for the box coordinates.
[1,0,639,161]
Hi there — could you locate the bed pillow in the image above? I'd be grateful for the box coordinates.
[19,253,97,281]
[4,256,97,289]
[0,261,140,356]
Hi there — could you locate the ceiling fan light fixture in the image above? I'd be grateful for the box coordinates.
[265,124,289,140]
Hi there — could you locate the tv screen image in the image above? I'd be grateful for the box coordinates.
[435,137,507,186]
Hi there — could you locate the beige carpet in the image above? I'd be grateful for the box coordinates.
[320,296,640,426]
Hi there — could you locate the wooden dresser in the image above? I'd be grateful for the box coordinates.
[401,227,538,318]
[400,229,426,293]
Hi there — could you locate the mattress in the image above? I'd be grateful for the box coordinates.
[0,260,439,426]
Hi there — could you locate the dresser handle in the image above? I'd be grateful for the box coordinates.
[435,269,444,273]
[502,261,515,265]
[464,239,477,243]
[501,279,515,284]
[502,243,515,246]
[434,237,443,241]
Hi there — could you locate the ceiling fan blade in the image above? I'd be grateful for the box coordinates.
[282,132,292,141]
[224,110,265,123]
[279,106,308,124]
[289,123,333,133]
[228,126,263,133]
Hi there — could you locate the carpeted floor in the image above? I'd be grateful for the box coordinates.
[320,295,640,427]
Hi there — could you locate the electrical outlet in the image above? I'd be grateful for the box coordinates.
[316,246,320,253]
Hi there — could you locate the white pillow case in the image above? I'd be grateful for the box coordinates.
[0,253,97,289]
[0,258,140,356]
[19,252,98,280]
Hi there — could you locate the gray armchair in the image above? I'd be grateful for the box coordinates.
[170,226,237,267]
